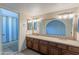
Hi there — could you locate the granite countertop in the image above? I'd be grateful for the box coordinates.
[26,34,79,47]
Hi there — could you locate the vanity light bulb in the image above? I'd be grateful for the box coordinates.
[58,16,62,19]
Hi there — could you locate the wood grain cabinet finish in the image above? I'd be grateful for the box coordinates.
[62,50,79,55]
[26,37,33,49]
[68,46,79,53]
[26,37,79,55]
[57,44,68,50]
[39,40,48,54]
[48,45,62,55]
[32,39,39,51]
[49,42,57,47]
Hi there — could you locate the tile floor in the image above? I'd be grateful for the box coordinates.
[2,49,40,55]
[21,49,40,55]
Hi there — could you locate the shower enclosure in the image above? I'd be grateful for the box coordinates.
[0,8,19,54]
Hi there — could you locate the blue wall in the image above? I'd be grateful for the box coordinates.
[46,20,66,36]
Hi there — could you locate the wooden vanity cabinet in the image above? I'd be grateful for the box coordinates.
[48,42,62,55]
[26,37,33,49]
[26,37,79,55]
[39,40,48,54]
[32,39,39,51]
[56,43,79,55]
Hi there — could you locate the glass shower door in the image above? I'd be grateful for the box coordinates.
[12,18,18,41]
[2,16,18,53]
[2,16,9,43]
[2,16,18,43]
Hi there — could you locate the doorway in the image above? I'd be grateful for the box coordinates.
[2,16,19,54]
[0,8,19,54]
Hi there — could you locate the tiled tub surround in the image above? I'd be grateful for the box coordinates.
[26,34,79,55]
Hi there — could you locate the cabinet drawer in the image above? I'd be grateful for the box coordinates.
[40,40,48,44]
[57,44,68,49]
[68,46,79,53]
[26,37,33,41]
[49,42,57,47]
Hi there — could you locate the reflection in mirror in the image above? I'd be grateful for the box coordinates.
[45,17,73,37]
[46,19,66,36]
[28,22,32,30]
[34,22,37,30]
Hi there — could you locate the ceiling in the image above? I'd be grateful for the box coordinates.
[0,3,79,17]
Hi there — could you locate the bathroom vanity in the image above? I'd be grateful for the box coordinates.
[26,34,79,55]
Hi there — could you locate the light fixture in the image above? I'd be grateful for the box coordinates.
[58,15,62,19]
[28,20,32,23]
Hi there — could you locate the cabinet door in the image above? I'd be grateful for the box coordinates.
[33,39,39,51]
[26,37,33,48]
[48,44,62,55]
[68,46,79,53]
[39,40,48,54]
[62,50,79,55]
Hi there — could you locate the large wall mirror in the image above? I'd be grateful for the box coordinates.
[28,22,32,30]
[27,14,74,38]
[45,17,73,37]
